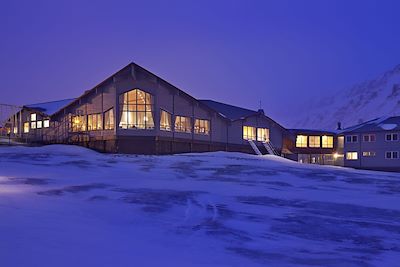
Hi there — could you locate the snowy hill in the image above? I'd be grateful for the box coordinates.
[1,145,400,266]
[292,64,400,130]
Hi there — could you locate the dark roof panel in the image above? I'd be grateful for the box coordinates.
[25,98,76,116]
[199,100,258,120]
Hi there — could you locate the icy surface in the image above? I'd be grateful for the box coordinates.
[0,145,400,267]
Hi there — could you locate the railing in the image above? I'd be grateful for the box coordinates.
[263,141,280,156]
[248,140,262,155]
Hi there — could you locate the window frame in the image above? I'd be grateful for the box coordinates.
[346,152,358,160]
[87,113,103,131]
[243,126,256,141]
[346,135,358,143]
[296,135,308,148]
[363,134,376,142]
[385,151,399,159]
[119,89,155,130]
[386,133,399,142]
[362,151,376,157]
[23,122,29,133]
[174,115,192,133]
[160,109,172,131]
[257,128,270,142]
[194,118,210,135]
[321,135,334,148]
[104,108,115,130]
[308,136,321,148]
[43,119,50,128]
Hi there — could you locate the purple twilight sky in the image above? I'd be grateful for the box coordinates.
[1,0,400,127]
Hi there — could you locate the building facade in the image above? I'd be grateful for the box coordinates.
[340,117,400,171]
[7,63,286,155]
[4,62,400,172]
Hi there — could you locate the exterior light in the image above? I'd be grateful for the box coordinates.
[333,153,339,159]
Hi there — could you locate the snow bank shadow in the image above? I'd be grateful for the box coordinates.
[116,188,206,213]
[0,177,50,185]
[169,160,205,178]
[37,183,111,196]
[238,195,400,258]
[227,247,369,267]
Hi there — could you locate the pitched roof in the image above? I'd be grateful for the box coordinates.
[199,100,259,120]
[287,128,338,135]
[341,116,400,133]
[24,98,76,116]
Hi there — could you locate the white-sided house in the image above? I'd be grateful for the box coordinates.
[340,116,400,171]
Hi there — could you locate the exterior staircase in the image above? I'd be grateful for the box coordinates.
[248,140,262,155]
[263,141,280,156]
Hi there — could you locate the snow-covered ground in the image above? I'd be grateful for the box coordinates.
[1,145,400,267]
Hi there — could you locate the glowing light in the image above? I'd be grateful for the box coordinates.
[333,153,339,159]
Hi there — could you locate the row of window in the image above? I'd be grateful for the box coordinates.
[243,126,270,142]
[346,133,399,143]
[118,89,210,135]
[295,135,334,148]
[71,109,115,132]
[23,118,50,133]
[346,151,400,160]
[159,112,210,135]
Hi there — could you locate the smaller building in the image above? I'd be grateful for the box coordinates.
[283,129,344,166]
[340,116,400,172]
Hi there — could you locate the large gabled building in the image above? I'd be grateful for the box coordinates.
[8,62,287,155]
[5,62,399,172]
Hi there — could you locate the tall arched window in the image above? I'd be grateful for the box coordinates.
[119,89,154,129]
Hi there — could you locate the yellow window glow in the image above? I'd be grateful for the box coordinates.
[296,135,307,148]
[322,136,334,148]
[308,136,320,148]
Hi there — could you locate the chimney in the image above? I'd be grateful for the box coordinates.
[337,122,342,130]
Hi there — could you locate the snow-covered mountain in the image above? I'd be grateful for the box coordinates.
[292,64,400,130]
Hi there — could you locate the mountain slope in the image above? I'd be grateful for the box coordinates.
[292,64,400,130]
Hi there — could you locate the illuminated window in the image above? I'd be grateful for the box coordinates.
[194,119,210,135]
[160,110,172,131]
[296,135,307,148]
[338,136,344,148]
[23,122,29,133]
[119,89,154,129]
[31,122,37,129]
[363,151,376,157]
[104,108,114,130]
[88,113,103,131]
[37,121,43,129]
[243,126,256,140]
[30,113,37,122]
[322,136,334,148]
[346,152,358,160]
[43,119,50,128]
[363,134,376,142]
[257,128,270,142]
[13,127,18,134]
[175,116,192,133]
[71,115,86,132]
[308,136,320,148]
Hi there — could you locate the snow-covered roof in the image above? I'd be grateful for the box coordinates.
[24,98,76,116]
[341,116,400,133]
[199,100,259,120]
